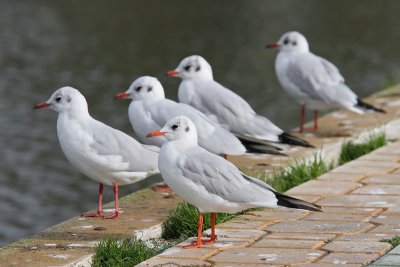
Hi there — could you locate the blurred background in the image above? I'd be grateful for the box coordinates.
[0,0,399,246]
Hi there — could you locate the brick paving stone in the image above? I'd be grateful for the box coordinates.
[286,180,361,196]
[321,207,382,216]
[208,248,325,265]
[373,145,400,155]
[370,254,400,266]
[358,153,400,162]
[317,172,366,182]
[177,237,251,251]
[316,195,400,207]
[383,207,400,215]
[157,247,218,260]
[388,245,400,255]
[317,252,381,265]
[302,264,362,267]
[216,217,272,230]
[330,164,394,175]
[266,220,374,234]
[369,214,400,225]
[391,168,400,174]
[361,174,400,184]
[322,241,391,254]
[336,233,398,242]
[252,238,324,249]
[242,209,309,221]
[137,257,211,267]
[213,264,283,267]
[351,184,400,195]
[264,232,336,242]
[344,160,400,168]
[202,228,266,241]
[303,212,370,222]
[369,225,400,234]
[218,216,274,230]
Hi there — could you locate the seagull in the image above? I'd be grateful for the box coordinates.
[167,55,313,148]
[267,31,386,132]
[34,86,159,219]
[147,116,321,248]
[114,76,284,156]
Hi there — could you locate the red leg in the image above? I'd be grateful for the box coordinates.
[223,155,227,160]
[105,182,119,219]
[152,183,172,192]
[299,104,305,133]
[313,110,319,131]
[183,213,203,248]
[204,213,217,244]
[82,183,103,217]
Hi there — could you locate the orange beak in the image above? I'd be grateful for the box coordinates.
[33,102,52,110]
[114,92,131,99]
[266,43,279,49]
[147,130,165,138]
[166,70,180,77]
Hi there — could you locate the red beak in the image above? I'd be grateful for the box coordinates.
[166,70,180,77]
[266,43,279,49]
[33,102,52,110]
[114,92,131,99]
[146,130,165,137]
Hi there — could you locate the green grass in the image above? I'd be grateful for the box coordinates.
[92,237,158,267]
[162,202,235,240]
[255,156,329,193]
[338,133,387,165]
[381,76,400,90]
[381,235,400,247]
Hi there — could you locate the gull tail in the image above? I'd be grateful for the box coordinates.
[274,191,322,212]
[356,99,386,114]
[238,137,287,156]
[278,132,314,148]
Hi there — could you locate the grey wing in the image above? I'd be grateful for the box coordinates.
[90,121,159,172]
[287,53,347,102]
[179,149,276,203]
[195,81,257,125]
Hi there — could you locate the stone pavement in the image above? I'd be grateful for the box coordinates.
[138,142,400,266]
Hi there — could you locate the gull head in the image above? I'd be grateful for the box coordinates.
[167,55,213,81]
[114,76,165,101]
[147,116,198,144]
[267,31,309,53]
[34,86,88,114]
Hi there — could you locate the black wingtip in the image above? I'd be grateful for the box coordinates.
[238,137,287,156]
[278,132,315,148]
[356,99,386,114]
[274,191,322,212]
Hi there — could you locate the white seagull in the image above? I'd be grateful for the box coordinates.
[267,31,386,132]
[114,76,283,156]
[147,116,321,248]
[34,86,159,219]
[167,55,313,148]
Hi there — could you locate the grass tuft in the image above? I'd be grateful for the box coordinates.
[381,235,400,247]
[162,202,235,240]
[252,156,329,193]
[338,133,386,165]
[92,237,158,267]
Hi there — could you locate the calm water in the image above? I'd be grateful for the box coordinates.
[0,0,400,246]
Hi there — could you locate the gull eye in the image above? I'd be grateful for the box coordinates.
[135,86,142,92]
[184,65,191,71]
[171,124,179,130]
[55,96,62,103]
[147,87,153,92]
[195,66,201,72]
[283,38,289,45]
[292,41,297,46]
